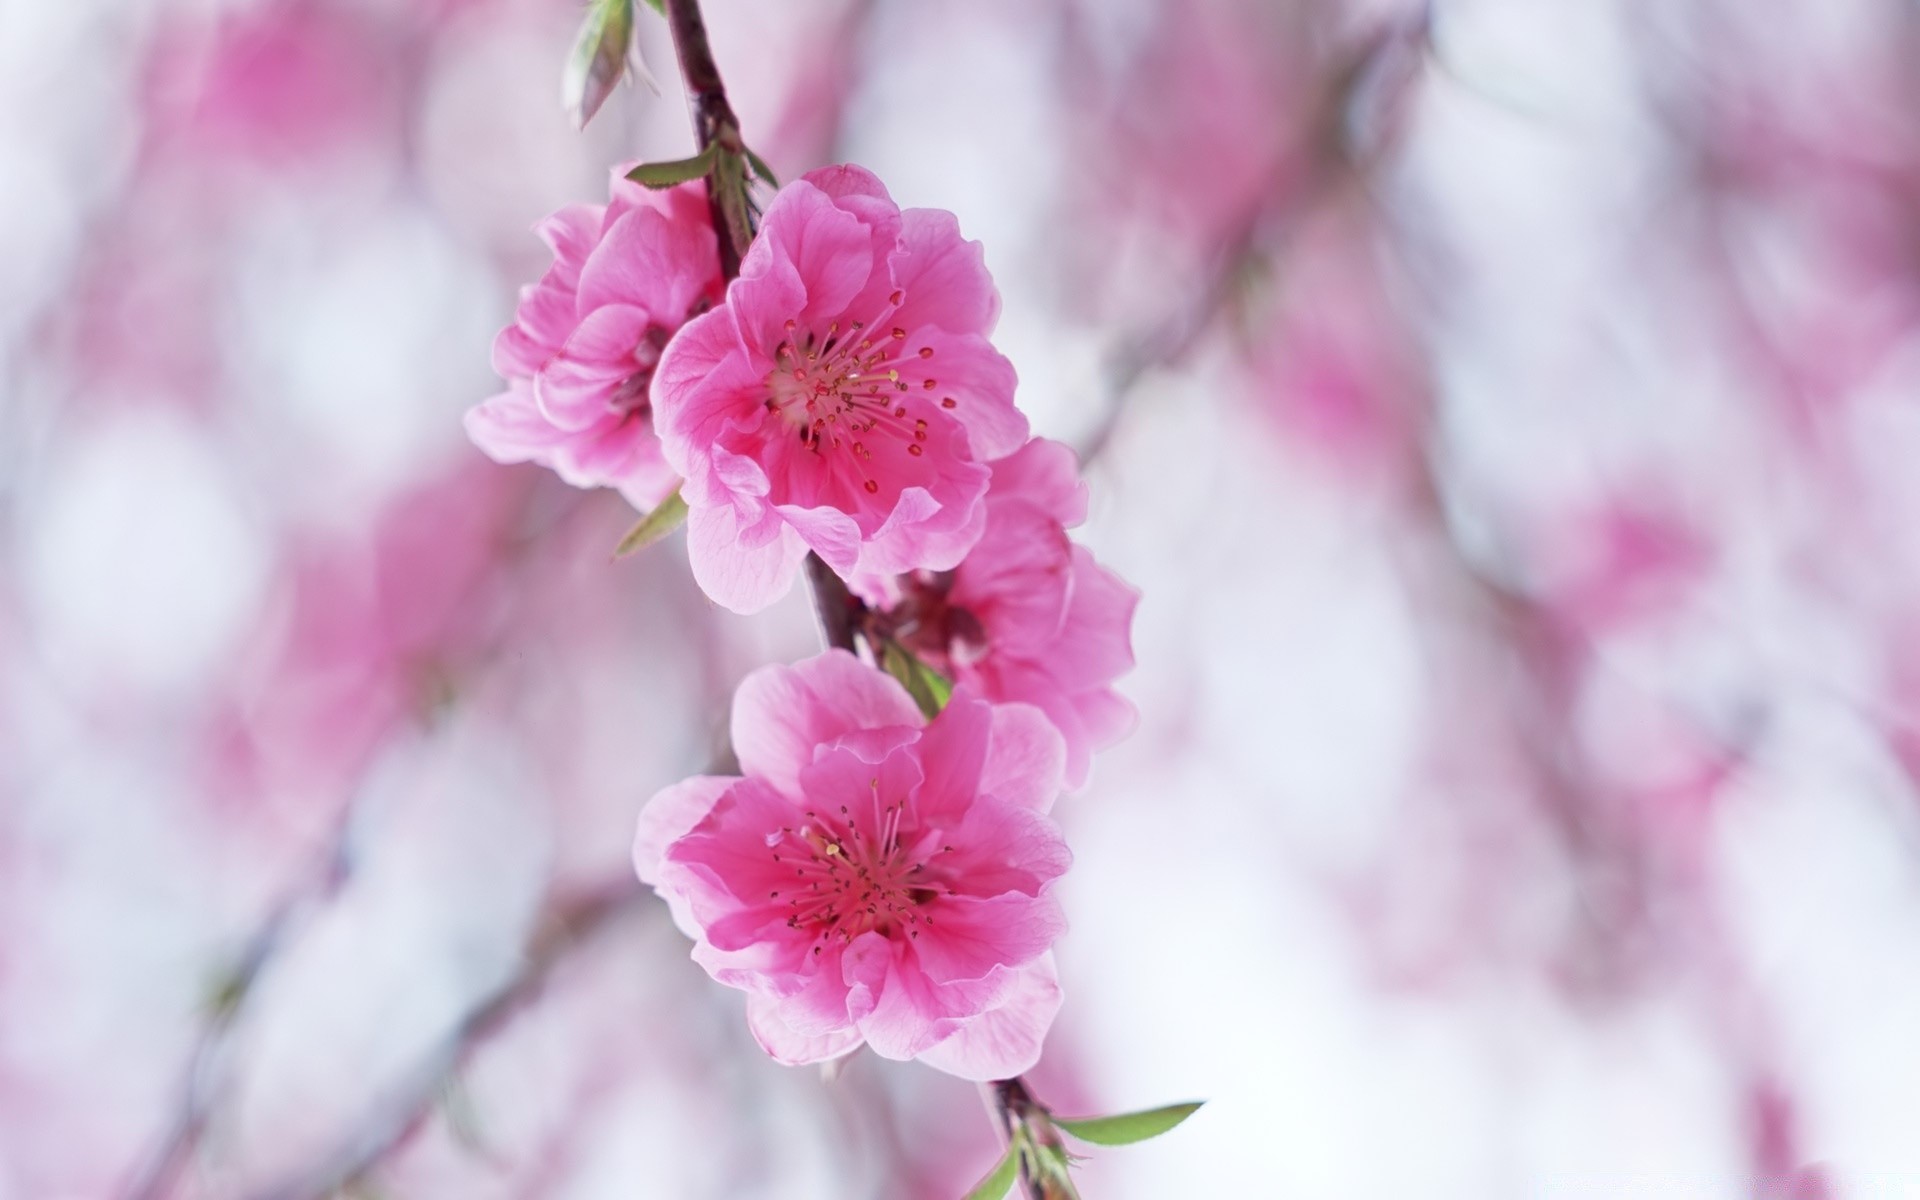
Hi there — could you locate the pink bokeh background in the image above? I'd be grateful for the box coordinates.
[5,0,1918,1196]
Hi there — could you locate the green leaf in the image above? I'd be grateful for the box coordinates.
[879,641,953,719]
[961,1144,1021,1200]
[563,0,634,130]
[612,487,687,557]
[637,0,664,13]
[1054,1101,1204,1147]
[743,145,780,187]
[625,144,720,189]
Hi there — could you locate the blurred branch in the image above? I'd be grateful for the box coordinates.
[1074,15,1431,471]
[248,879,653,1200]
[123,818,358,1200]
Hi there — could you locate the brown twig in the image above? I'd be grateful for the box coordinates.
[662,0,751,278]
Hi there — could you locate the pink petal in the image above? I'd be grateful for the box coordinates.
[889,207,1000,337]
[853,940,956,1063]
[953,500,1074,654]
[533,202,603,280]
[464,384,570,461]
[980,703,1067,813]
[685,498,809,615]
[651,306,759,480]
[937,801,1072,898]
[854,476,990,581]
[576,205,720,322]
[916,954,1062,1081]
[910,693,992,823]
[533,304,655,431]
[775,502,863,577]
[633,774,737,885]
[729,650,924,796]
[555,414,678,512]
[746,992,864,1066]
[491,278,574,378]
[802,163,894,206]
[915,891,1065,982]
[1049,548,1140,690]
[988,437,1088,528]
[886,328,1026,460]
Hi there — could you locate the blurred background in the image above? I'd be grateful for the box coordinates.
[5,0,1919,1195]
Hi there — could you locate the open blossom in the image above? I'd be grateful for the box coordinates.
[877,438,1138,789]
[633,650,1069,1079]
[465,168,722,510]
[651,165,1028,614]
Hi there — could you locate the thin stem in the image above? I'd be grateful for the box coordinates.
[989,1077,1050,1200]
[805,552,863,654]
[662,0,751,277]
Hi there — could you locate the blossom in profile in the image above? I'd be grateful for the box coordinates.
[651,165,1028,613]
[633,650,1069,1080]
[465,168,722,510]
[876,438,1138,789]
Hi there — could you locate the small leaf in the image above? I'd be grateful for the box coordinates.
[1054,1101,1204,1147]
[880,641,953,719]
[743,145,780,187]
[613,487,687,557]
[625,144,720,189]
[563,0,635,131]
[961,1144,1021,1200]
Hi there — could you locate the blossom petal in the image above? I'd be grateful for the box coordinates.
[651,306,758,479]
[577,205,720,322]
[988,437,1088,528]
[730,650,924,796]
[887,329,1025,460]
[980,703,1067,813]
[854,939,956,1062]
[746,991,863,1065]
[533,303,654,431]
[685,498,808,615]
[635,774,739,941]
[465,384,571,461]
[910,692,992,824]
[889,207,1000,337]
[915,954,1062,1081]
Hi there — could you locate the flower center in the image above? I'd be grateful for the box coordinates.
[885,570,990,671]
[611,325,674,415]
[766,785,954,953]
[760,294,940,494]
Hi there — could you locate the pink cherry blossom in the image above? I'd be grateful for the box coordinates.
[465,168,722,510]
[650,165,1028,613]
[875,439,1138,789]
[633,650,1069,1080]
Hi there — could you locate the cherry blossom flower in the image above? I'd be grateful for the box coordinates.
[633,650,1069,1080]
[650,165,1028,613]
[465,169,722,510]
[875,439,1138,789]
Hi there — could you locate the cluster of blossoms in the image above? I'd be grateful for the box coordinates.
[468,164,1138,1080]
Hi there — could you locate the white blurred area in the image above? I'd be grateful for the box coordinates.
[6,0,1920,1197]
